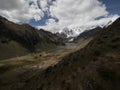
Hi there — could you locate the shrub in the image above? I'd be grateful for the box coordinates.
[97,66,115,81]
[93,49,101,56]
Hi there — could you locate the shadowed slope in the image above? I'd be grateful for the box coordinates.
[0,16,64,60]
[23,17,120,90]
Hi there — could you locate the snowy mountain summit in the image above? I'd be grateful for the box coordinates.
[59,20,113,38]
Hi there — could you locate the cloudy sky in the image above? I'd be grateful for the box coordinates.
[0,0,119,32]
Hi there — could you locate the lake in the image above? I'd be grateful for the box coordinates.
[51,43,77,53]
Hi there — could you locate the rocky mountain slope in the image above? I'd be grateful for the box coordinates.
[74,27,102,42]
[23,17,120,90]
[57,26,106,43]
[58,20,113,38]
[0,16,64,60]
[56,32,68,43]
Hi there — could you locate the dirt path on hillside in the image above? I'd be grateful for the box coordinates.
[0,38,93,90]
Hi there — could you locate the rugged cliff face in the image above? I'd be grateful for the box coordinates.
[74,27,102,42]
[0,16,64,60]
[22,18,120,90]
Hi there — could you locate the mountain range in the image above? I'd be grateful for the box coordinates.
[74,27,102,42]
[0,15,120,90]
[0,16,64,60]
[58,20,113,38]
[22,17,120,90]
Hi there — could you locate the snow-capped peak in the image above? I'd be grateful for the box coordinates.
[59,20,114,38]
[59,25,99,38]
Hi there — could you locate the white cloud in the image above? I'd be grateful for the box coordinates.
[37,0,119,32]
[39,0,48,11]
[0,0,45,22]
[0,0,119,33]
[0,0,30,22]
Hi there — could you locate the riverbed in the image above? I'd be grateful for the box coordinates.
[49,43,78,53]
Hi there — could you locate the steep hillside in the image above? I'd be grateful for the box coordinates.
[23,17,120,90]
[74,27,102,42]
[0,16,64,60]
[56,32,68,43]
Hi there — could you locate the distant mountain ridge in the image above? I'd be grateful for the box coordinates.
[0,16,64,60]
[74,27,102,42]
[57,26,102,42]
[58,20,114,38]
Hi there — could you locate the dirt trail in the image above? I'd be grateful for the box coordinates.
[0,38,93,71]
[0,38,92,89]
[31,38,93,70]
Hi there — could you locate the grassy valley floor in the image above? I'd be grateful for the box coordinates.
[0,38,93,90]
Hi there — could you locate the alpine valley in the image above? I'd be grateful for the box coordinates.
[0,15,120,90]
